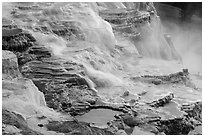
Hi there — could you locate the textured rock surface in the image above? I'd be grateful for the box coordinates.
[99,3,181,60]
[2,2,201,135]
[2,28,36,52]
[2,51,47,117]
[157,117,194,135]
[2,47,112,135]
[2,50,21,79]
[131,69,196,88]
[46,120,114,135]
[181,101,202,122]
[147,93,174,107]
[2,109,41,135]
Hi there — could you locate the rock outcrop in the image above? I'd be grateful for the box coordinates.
[2,45,112,135]
[131,69,196,88]
[2,50,21,79]
[147,93,174,107]
[181,101,202,122]
[99,2,181,60]
[2,50,46,116]
[2,109,41,135]
[2,2,201,135]
[45,120,114,135]
[2,28,36,52]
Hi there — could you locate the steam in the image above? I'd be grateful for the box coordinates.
[153,2,202,74]
[31,31,67,56]
[161,17,202,74]
[84,65,124,88]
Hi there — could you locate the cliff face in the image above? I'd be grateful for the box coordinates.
[2,2,201,135]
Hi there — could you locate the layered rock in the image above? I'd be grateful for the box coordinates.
[8,2,121,114]
[181,101,202,122]
[107,107,189,135]
[51,21,86,41]
[2,47,113,135]
[2,2,201,135]
[131,69,196,88]
[2,50,49,134]
[19,48,98,111]
[99,8,150,38]
[98,2,181,60]
[45,120,114,135]
[2,50,46,117]
[147,93,174,107]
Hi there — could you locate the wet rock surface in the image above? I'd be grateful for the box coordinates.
[46,120,114,135]
[2,2,202,135]
[131,69,192,85]
[2,109,41,135]
[147,93,174,107]
[2,50,21,79]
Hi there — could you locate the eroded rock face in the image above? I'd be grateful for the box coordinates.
[2,109,40,135]
[2,47,110,135]
[2,2,201,135]
[2,50,54,134]
[2,79,47,116]
[131,69,195,88]
[147,93,174,107]
[2,50,47,117]
[2,28,36,52]
[2,50,21,79]
[181,101,202,122]
[46,120,114,135]
[99,2,181,60]
[158,117,194,135]
[20,55,98,111]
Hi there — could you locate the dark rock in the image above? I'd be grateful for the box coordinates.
[37,124,43,127]
[115,113,142,127]
[122,115,140,127]
[107,119,125,133]
[50,21,85,41]
[27,45,52,58]
[19,49,98,113]
[122,91,130,97]
[46,120,114,135]
[180,101,202,122]
[2,28,36,52]
[157,117,194,135]
[151,79,162,85]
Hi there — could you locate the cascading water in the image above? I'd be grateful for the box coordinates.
[2,2,202,135]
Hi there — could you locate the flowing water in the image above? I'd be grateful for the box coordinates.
[2,2,202,132]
